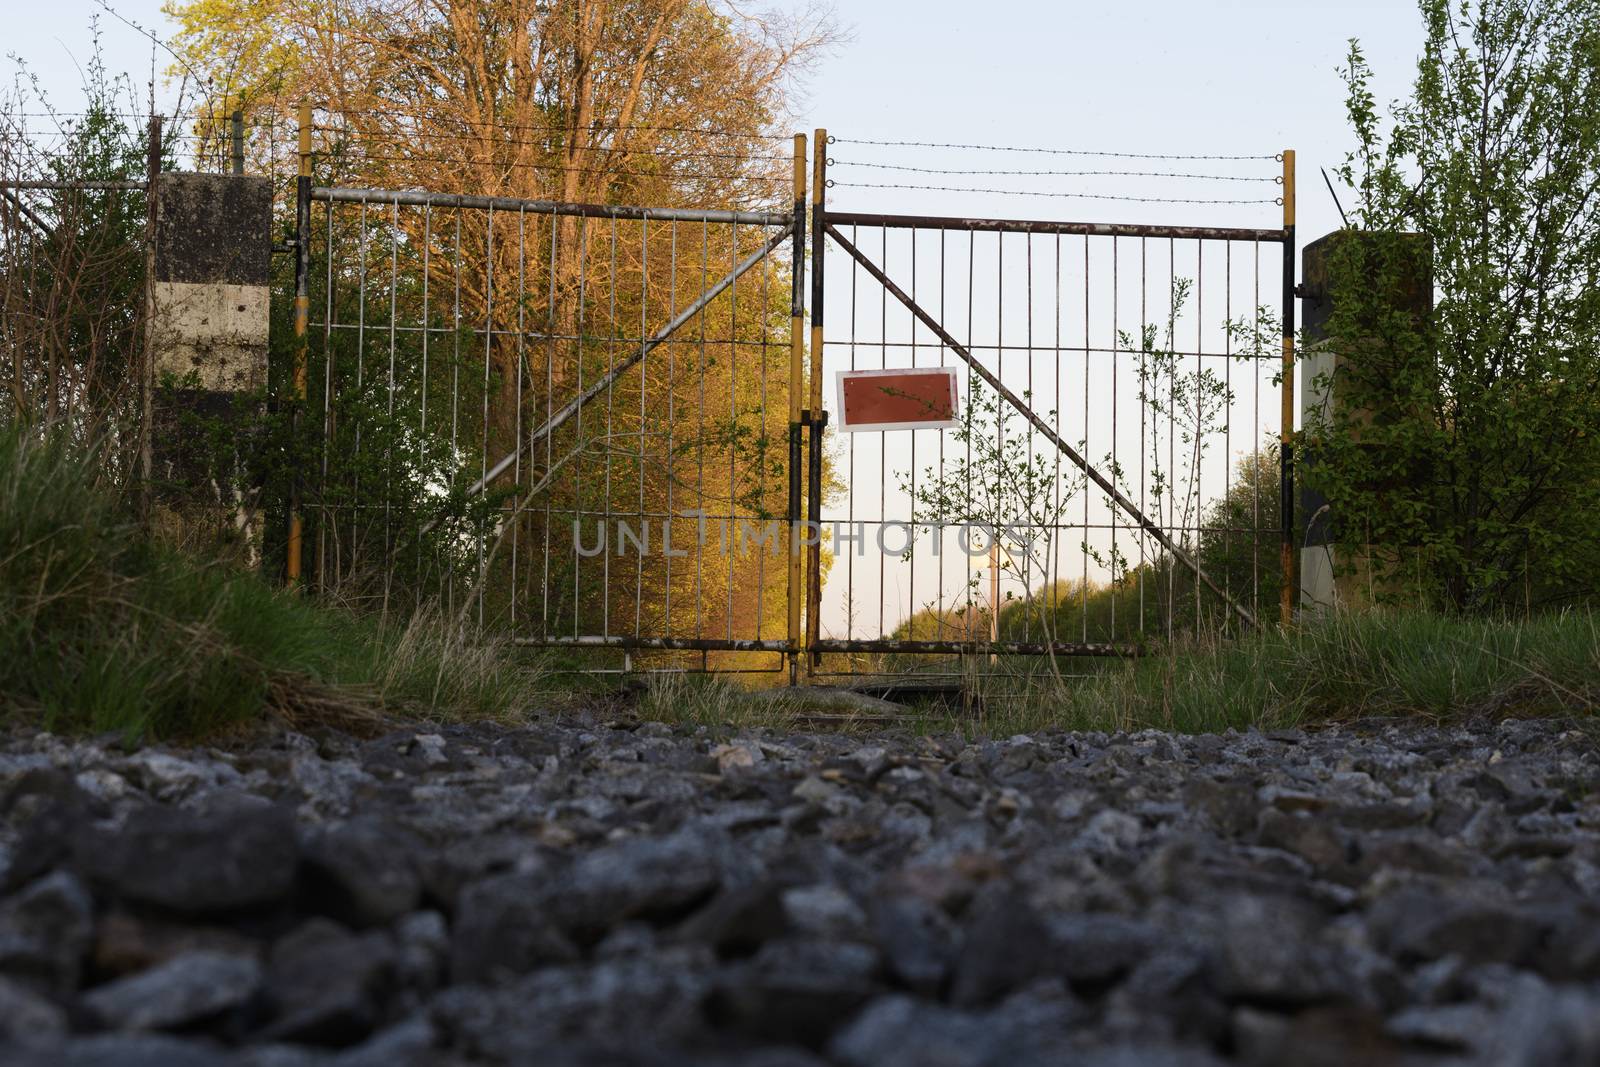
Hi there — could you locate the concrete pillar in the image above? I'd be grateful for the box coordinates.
[1298,230,1432,613]
[148,174,274,562]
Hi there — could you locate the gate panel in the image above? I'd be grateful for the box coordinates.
[301,189,799,668]
[812,210,1289,666]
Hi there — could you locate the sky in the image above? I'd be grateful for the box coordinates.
[11,0,1431,640]
[14,0,1424,243]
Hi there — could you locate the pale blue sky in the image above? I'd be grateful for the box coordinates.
[14,0,1423,241]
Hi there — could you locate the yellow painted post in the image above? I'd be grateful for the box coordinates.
[805,129,827,673]
[287,103,312,586]
[1280,149,1297,628]
[787,134,807,683]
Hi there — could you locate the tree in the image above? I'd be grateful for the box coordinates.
[1323,0,1600,611]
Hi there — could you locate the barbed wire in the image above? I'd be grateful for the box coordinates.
[829,136,1280,162]
[825,180,1279,206]
[311,126,792,162]
[316,152,791,183]
[829,159,1278,182]
[325,110,794,141]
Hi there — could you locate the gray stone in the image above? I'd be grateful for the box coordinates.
[782,883,869,941]
[83,949,261,1031]
[300,818,422,927]
[869,894,953,994]
[0,974,68,1043]
[0,1033,231,1066]
[1367,888,1546,966]
[1045,912,1161,984]
[76,800,298,913]
[708,939,881,1046]
[949,890,1056,1007]
[828,995,996,1067]
[549,827,727,935]
[263,919,396,1047]
[0,870,95,995]
[331,1016,439,1067]
[450,870,579,983]
[1212,894,1347,1005]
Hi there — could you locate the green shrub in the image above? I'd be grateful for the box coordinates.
[0,429,530,740]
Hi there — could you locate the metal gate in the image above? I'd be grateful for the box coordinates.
[284,121,1296,679]
[803,137,1296,677]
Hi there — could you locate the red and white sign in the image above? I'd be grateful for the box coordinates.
[835,367,961,432]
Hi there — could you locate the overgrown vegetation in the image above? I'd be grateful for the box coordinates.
[956,609,1600,736]
[0,429,532,740]
[1315,0,1600,611]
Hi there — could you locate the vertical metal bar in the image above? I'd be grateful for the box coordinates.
[877,219,886,641]
[1052,234,1062,635]
[937,226,947,629]
[806,130,827,667]
[140,115,161,521]
[576,215,590,639]
[288,104,310,584]
[1280,149,1297,628]
[1023,233,1032,642]
[418,204,431,607]
[1253,239,1261,616]
[908,227,918,640]
[757,229,772,642]
[606,217,618,641]
[1194,239,1203,628]
[544,206,557,637]
[636,217,648,639]
[1224,240,1232,624]
[1167,237,1175,641]
[448,211,462,614]
[1082,235,1090,642]
[727,222,738,643]
[479,203,493,629]
[666,222,678,636]
[353,199,369,581]
[696,218,707,639]
[786,133,806,683]
[319,192,334,592]
[1110,237,1118,640]
[512,207,526,627]
[382,202,400,613]
[991,231,1002,650]
[231,110,245,176]
[1139,238,1148,635]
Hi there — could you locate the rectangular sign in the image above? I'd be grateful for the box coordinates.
[835,367,960,432]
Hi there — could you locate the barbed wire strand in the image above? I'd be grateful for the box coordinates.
[829,136,1278,162]
[829,159,1279,182]
[826,180,1279,206]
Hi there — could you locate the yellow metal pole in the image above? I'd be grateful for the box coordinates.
[787,134,807,682]
[1280,149,1296,628]
[287,103,312,586]
[806,129,827,674]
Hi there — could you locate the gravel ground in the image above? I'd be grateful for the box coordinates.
[2,713,1599,1065]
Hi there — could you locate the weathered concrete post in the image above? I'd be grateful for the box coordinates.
[148,173,274,562]
[1299,231,1433,613]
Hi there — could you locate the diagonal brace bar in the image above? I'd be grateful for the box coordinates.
[825,223,1257,631]
[463,222,794,501]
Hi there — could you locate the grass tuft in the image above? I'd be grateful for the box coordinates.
[0,429,534,741]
